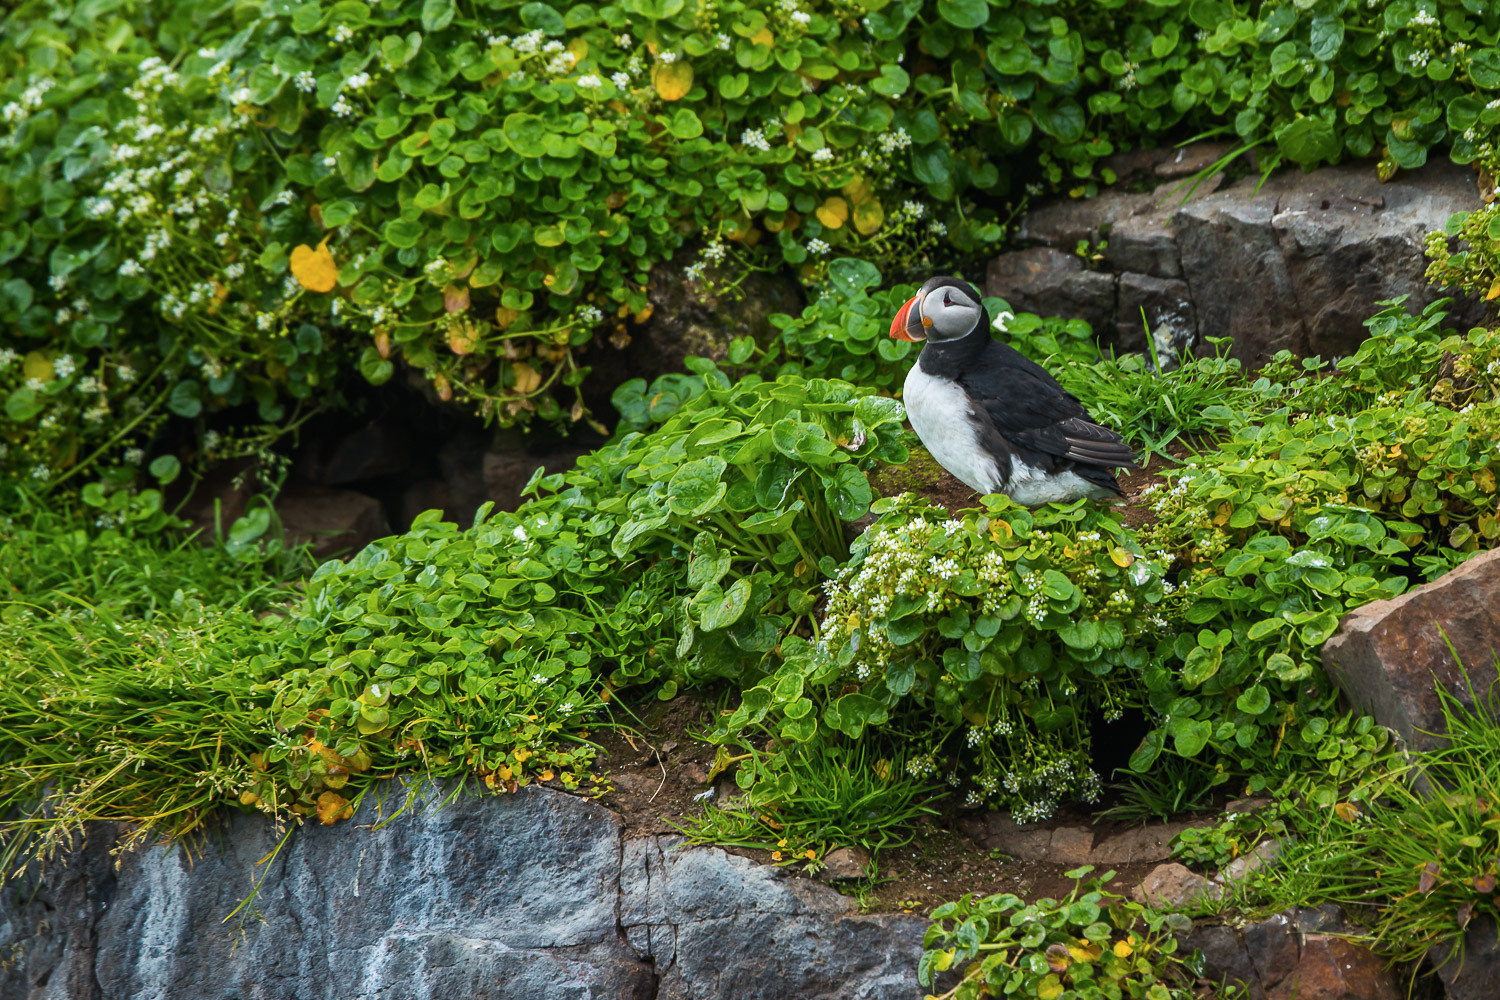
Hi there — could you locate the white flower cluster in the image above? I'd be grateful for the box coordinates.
[741,128,771,151]
[876,127,911,153]
[2,76,55,124]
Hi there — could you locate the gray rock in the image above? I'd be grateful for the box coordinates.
[986,148,1483,365]
[1115,273,1195,357]
[985,247,1117,339]
[1432,914,1500,1000]
[1322,547,1500,754]
[1174,180,1308,363]
[2,785,926,1000]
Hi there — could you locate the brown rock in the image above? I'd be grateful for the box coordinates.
[1104,200,1183,279]
[1321,548,1500,753]
[1268,158,1484,357]
[985,247,1117,338]
[1090,821,1204,865]
[1267,935,1399,1000]
[1154,141,1243,179]
[481,443,588,514]
[399,478,452,530]
[978,812,1055,860]
[816,847,871,882]
[276,485,389,560]
[1048,826,1094,865]
[1130,863,1222,907]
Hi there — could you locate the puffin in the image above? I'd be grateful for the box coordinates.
[889,275,1137,506]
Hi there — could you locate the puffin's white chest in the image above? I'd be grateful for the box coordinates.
[903,364,1003,494]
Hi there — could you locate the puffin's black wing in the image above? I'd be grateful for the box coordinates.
[957,341,1138,473]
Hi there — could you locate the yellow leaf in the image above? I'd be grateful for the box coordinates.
[815,196,849,229]
[842,174,873,205]
[540,769,555,781]
[933,949,955,972]
[1213,501,1232,526]
[1487,279,1500,302]
[512,361,541,394]
[567,37,589,61]
[751,27,773,46]
[316,791,351,825]
[239,790,261,806]
[1113,940,1133,958]
[853,197,884,235]
[1334,801,1360,822]
[772,850,783,861]
[22,351,53,382]
[374,331,392,358]
[1037,974,1063,999]
[1070,942,1103,963]
[1109,547,1135,567]
[495,305,520,329]
[874,758,890,781]
[290,238,338,293]
[653,60,694,101]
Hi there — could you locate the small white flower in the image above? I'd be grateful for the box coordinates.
[790,10,810,25]
[294,71,317,93]
[577,74,602,89]
[124,447,144,465]
[513,525,529,542]
[659,51,678,64]
[617,33,632,48]
[806,237,831,256]
[52,354,75,378]
[333,24,354,43]
[741,128,770,151]
[610,72,631,90]
[812,147,833,162]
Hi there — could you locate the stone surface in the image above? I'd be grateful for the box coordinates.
[1322,547,1500,753]
[1433,913,1500,1000]
[986,149,1483,362]
[296,417,413,487]
[1130,863,1222,907]
[1221,837,1284,883]
[1183,906,1401,1000]
[975,814,1206,865]
[985,247,1117,337]
[1090,822,1199,865]
[1115,272,1195,356]
[0,785,926,1000]
[816,847,871,882]
[275,484,390,560]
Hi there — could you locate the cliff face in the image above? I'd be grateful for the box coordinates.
[0,785,925,1000]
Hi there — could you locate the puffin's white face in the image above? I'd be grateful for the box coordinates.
[890,276,985,344]
[923,283,982,341]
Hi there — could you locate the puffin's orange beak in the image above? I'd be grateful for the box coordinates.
[890,293,928,342]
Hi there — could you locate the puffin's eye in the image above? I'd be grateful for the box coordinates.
[943,291,952,307]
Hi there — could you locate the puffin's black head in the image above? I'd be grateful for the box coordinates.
[889,275,987,344]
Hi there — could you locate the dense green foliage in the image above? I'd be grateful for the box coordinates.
[6,0,1500,491]
[920,866,1221,1000]
[1,367,908,842]
[695,299,1499,826]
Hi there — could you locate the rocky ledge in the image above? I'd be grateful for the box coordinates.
[0,785,924,1000]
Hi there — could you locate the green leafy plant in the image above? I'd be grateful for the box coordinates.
[920,865,1230,1000]
[1253,669,1500,966]
[9,0,1496,493]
